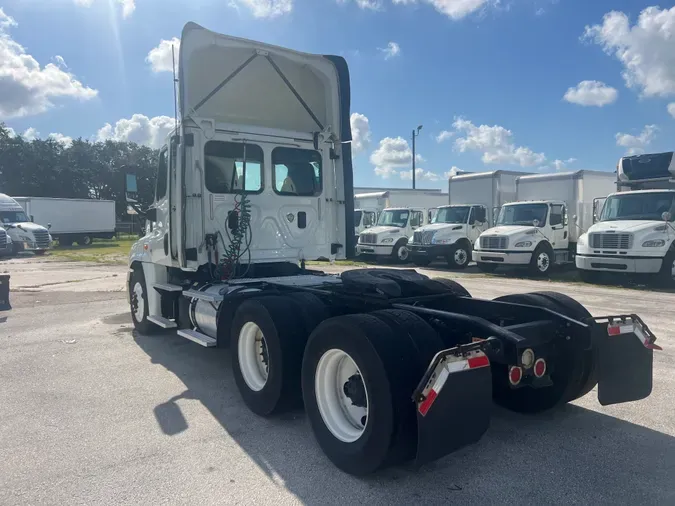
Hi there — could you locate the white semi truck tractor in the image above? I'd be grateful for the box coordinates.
[125,22,659,476]
[0,193,52,255]
[473,171,616,276]
[407,170,524,268]
[576,152,675,286]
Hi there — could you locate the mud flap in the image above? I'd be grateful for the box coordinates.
[414,351,492,467]
[0,274,10,312]
[596,318,655,406]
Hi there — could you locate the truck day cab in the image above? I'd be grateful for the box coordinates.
[473,171,616,276]
[0,193,52,255]
[356,207,428,261]
[576,152,675,286]
[124,23,659,476]
[408,170,524,268]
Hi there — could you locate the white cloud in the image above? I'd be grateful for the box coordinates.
[452,117,546,167]
[615,124,657,155]
[393,0,489,20]
[563,80,618,107]
[370,136,423,178]
[97,114,175,149]
[0,8,98,120]
[147,37,180,73]
[400,168,441,181]
[436,130,454,143]
[379,42,401,60]
[48,132,73,147]
[5,126,16,137]
[350,113,371,154]
[539,157,577,172]
[337,0,383,9]
[583,6,675,98]
[73,0,136,18]
[22,127,39,141]
[668,103,675,118]
[444,166,462,178]
[232,0,293,18]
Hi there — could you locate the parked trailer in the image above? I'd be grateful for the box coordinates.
[473,170,616,276]
[576,152,675,286]
[124,23,659,476]
[408,170,527,268]
[13,197,116,246]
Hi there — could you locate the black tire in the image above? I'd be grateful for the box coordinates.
[491,293,589,413]
[302,314,419,475]
[129,267,158,334]
[391,239,410,263]
[477,262,498,273]
[34,250,47,256]
[77,235,93,246]
[529,291,597,400]
[59,237,73,247]
[528,243,553,276]
[230,296,307,416]
[447,242,470,270]
[286,292,330,334]
[413,257,431,267]
[655,247,675,288]
[431,277,471,297]
[579,269,601,284]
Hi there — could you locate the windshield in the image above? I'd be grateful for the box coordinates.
[0,211,29,224]
[497,204,548,227]
[377,209,409,228]
[354,210,362,226]
[600,192,675,222]
[432,206,470,224]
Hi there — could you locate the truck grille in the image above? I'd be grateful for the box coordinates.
[589,233,632,250]
[413,230,435,245]
[359,233,377,244]
[33,229,51,249]
[0,230,6,249]
[480,236,508,250]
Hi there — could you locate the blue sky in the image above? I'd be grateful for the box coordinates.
[2,0,675,190]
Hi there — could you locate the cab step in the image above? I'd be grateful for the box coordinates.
[178,329,217,347]
[148,315,177,329]
[152,283,183,292]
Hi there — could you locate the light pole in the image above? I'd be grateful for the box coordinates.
[411,125,423,189]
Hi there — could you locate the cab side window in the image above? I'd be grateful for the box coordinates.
[410,211,423,227]
[363,211,375,227]
[273,147,322,196]
[156,148,168,200]
[550,205,564,227]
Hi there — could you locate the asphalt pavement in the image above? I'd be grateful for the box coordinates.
[1,258,674,505]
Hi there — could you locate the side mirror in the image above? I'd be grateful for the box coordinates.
[663,211,672,222]
[533,219,540,228]
[573,215,578,223]
[146,208,158,222]
[30,215,34,222]
[47,223,52,230]
[125,172,139,203]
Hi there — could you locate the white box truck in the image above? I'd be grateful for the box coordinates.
[576,152,675,286]
[119,22,658,477]
[356,207,431,261]
[0,193,52,255]
[473,170,616,275]
[407,170,525,268]
[13,197,116,246]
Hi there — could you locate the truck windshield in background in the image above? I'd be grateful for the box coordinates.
[377,209,409,228]
[0,211,29,224]
[600,192,675,222]
[432,206,470,224]
[497,203,548,227]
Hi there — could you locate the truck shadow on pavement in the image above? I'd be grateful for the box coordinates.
[134,329,675,505]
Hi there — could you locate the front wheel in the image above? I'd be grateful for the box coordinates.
[655,248,675,288]
[391,240,409,263]
[77,235,93,246]
[129,267,158,335]
[447,243,470,270]
[528,244,553,276]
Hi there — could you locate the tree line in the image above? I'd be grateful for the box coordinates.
[0,123,158,219]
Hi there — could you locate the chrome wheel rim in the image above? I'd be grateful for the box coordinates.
[238,322,269,392]
[132,282,145,322]
[537,252,550,272]
[398,246,409,261]
[455,248,468,266]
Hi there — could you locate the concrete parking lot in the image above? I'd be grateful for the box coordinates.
[1,257,674,505]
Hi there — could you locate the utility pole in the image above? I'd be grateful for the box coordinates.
[412,125,423,189]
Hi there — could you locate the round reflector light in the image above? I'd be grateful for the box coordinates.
[508,366,522,385]
[534,358,547,378]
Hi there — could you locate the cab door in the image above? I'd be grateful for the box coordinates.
[468,206,488,245]
[549,204,568,250]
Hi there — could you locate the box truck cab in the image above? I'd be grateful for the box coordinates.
[354,208,378,239]
[473,171,616,276]
[356,207,428,261]
[407,204,488,268]
[576,152,675,286]
[0,194,52,255]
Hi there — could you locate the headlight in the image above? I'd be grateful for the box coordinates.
[6,235,12,244]
[578,235,586,246]
[431,237,454,245]
[642,239,665,247]
[381,238,394,244]
[514,241,532,248]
